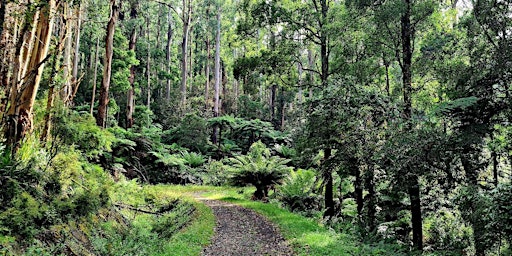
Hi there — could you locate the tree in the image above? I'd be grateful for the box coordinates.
[180,0,193,108]
[228,141,292,199]
[212,9,221,144]
[126,0,139,128]
[96,0,121,128]
[4,0,57,149]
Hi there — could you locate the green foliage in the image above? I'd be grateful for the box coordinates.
[457,184,512,254]
[230,118,290,153]
[274,144,297,160]
[165,113,210,153]
[0,137,113,246]
[181,151,206,168]
[202,160,230,186]
[277,169,322,214]
[227,141,292,199]
[424,209,472,253]
[133,105,155,128]
[52,110,115,159]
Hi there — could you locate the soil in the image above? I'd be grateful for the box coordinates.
[197,198,294,256]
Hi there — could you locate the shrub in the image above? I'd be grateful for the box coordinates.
[52,111,115,159]
[424,209,472,253]
[202,160,229,186]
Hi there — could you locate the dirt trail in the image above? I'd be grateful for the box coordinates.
[196,197,293,256]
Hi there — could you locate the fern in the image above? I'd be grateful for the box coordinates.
[180,152,205,168]
[228,141,292,199]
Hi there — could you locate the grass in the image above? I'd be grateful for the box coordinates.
[144,185,216,256]
[196,186,408,256]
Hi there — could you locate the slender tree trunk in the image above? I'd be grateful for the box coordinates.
[365,164,376,231]
[61,2,73,104]
[204,5,211,111]
[0,0,11,116]
[90,37,100,115]
[212,10,221,145]
[69,2,82,105]
[270,84,277,124]
[307,49,314,97]
[189,31,193,94]
[401,0,422,251]
[491,134,499,187]
[0,0,6,39]
[353,158,363,217]
[280,93,285,130]
[297,62,303,103]
[165,7,173,102]
[324,148,334,217]
[41,22,66,142]
[319,0,328,87]
[221,61,227,114]
[205,39,210,110]
[384,55,390,96]
[96,0,120,128]
[146,16,151,109]
[180,0,192,108]
[126,3,138,128]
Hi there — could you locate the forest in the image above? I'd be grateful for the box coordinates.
[0,0,511,255]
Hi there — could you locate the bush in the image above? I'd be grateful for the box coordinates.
[164,113,210,153]
[424,209,472,253]
[202,160,229,186]
[52,111,115,159]
[0,136,113,246]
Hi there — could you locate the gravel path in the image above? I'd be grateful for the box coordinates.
[197,198,293,256]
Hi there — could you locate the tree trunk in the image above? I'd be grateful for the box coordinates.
[253,185,266,200]
[401,0,422,251]
[270,84,277,125]
[180,0,192,108]
[146,16,151,109]
[319,0,328,87]
[165,7,173,102]
[324,148,334,217]
[126,2,138,129]
[297,62,303,103]
[0,0,11,116]
[41,23,66,142]
[5,0,56,149]
[307,49,314,97]
[69,2,82,105]
[204,5,211,111]
[212,10,221,145]
[61,2,73,104]
[353,158,363,217]
[365,164,376,231]
[384,54,390,96]
[408,176,422,251]
[90,37,100,116]
[96,0,120,128]
[0,0,6,39]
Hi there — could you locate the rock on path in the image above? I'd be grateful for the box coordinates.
[198,198,293,256]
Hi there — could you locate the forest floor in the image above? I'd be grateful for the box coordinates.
[195,195,294,256]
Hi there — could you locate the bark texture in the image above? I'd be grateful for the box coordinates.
[5,0,56,149]
[96,0,120,128]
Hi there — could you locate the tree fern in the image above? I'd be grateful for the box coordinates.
[227,141,292,199]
